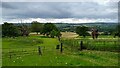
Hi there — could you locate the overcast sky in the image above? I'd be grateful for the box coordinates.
[1,0,119,24]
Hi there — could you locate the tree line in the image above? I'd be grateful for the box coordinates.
[75,25,120,38]
[2,21,61,39]
[2,21,120,38]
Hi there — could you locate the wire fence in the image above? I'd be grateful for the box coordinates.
[61,39,120,52]
[2,39,120,59]
[2,46,45,59]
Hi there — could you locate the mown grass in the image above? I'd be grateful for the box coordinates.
[2,49,118,66]
[2,36,43,49]
[2,35,119,66]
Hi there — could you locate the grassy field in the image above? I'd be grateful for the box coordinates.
[62,38,119,52]
[2,33,119,66]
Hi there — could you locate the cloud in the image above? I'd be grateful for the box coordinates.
[2,18,117,24]
[1,1,118,23]
[2,0,119,2]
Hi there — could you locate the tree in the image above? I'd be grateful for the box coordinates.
[50,30,57,38]
[42,23,62,39]
[56,30,62,41]
[75,26,89,38]
[50,30,62,38]
[31,21,43,34]
[2,22,20,37]
[42,23,58,36]
[19,24,30,36]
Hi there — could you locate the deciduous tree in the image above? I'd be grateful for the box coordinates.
[31,21,43,34]
[2,22,20,37]
[75,26,89,38]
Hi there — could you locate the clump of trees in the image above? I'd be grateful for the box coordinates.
[19,24,30,36]
[2,22,61,39]
[2,22,30,38]
[42,23,61,39]
[42,23,56,35]
[2,22,20,37]
[75,26,90,38]
[31,22,62,40]
[31,21,43,34]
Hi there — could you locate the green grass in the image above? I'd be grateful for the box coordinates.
[77,35,117,39]
[62,37,119,52]
[2,35,119,66]
[2,36,43,49]
[2,50,118,66]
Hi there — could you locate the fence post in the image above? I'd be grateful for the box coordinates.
[38,46,42,55]
[56,45,60,49]
[60,43,63,53]
[80,41,83,51]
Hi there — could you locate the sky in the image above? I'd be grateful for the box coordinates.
[1,0,120,24]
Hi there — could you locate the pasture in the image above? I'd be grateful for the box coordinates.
[2,32,119,66]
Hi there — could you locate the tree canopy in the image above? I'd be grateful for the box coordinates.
[2,22,20,37]
[75,26,89,38]
[31,21,43,34]
[2,22,30,37]
[42,23,58,35]
[19,24,30,36]
[42,23,61,38]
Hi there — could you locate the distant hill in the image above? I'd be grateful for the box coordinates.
[54,22,118,32]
